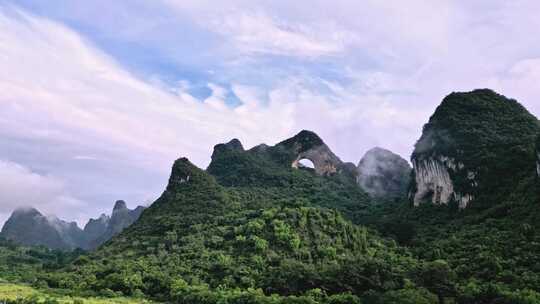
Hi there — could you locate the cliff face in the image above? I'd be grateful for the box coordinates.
[411,156,475,208]
[357,147,411,199]
[410,89,539,208]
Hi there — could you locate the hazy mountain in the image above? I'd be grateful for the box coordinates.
[85,200,145,249]
[357,147,411,199]
[0,207,84,250]
[1,200,145,250]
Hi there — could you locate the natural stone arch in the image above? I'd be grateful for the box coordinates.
[296,158,315,169]
[290,145,341,176]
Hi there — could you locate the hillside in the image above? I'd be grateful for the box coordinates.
[45,157,430,303]
[206,131,371,222]
[359,89,540,303]
[410,89,539,209]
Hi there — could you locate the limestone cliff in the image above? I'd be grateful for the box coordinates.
[410,89,539,208]
[411,155,475,208]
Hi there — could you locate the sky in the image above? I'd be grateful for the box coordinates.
[1,0,540,227]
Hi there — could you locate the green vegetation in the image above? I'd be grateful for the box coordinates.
[207,136,371,223]
[0,238,81,284]
[1,90,540,303]
[0,283,151,304]
[360,173,540,303]
[412,89,540,209]
[39,159,427,302]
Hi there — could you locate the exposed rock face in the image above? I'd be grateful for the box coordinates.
[411,156,474,208]
[410,89,539,208]
[357,147,411,199]
[277,130,355,177]
[0,208,84,250]
[85,200,145,249]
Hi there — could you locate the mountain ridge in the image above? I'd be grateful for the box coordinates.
[0,200,145,250]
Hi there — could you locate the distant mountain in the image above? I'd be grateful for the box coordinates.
[357,147,411,199]
[82,213,109,245]
[85,200,145,249]
[1,200,145,250]
[0,208,84,250]
[410,89,540,208]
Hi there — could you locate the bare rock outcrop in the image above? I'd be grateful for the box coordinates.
[277,130,355,177]
[411,156,475,208]
[357,147,411,199]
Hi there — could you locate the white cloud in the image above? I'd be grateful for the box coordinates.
[0,160,86,226]
[205,10,353,58]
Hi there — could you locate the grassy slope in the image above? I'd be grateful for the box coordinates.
[0,283,152,304]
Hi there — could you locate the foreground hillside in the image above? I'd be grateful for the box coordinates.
[0,283,151,304]
[45,157,429,303]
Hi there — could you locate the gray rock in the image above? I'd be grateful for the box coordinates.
[85,200,145,249]
[277,130,354,177]
[357,147,411,199]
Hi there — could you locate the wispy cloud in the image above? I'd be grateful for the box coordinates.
[205,10,354,58]
[0,160,85,226]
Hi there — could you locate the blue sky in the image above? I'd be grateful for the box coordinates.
[1,0,540,226]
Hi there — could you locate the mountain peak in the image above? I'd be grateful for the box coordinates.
[1,207,83,250]
[113,200,127,212]
[357,147,411,198]
[211,138,244,160]
[277,130,325,153]
[12,207,41,217]
[168,157,217,192]
[410,89,539,208]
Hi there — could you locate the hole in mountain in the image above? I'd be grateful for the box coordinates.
[298,158,315,169]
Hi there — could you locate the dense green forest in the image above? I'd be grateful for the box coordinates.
[2,89,540,304]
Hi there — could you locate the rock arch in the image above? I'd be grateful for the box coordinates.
[290,146,341,176]
[296,158,315,169]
